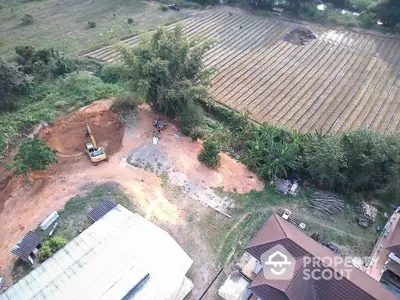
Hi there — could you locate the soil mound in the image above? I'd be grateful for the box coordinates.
[40,99,123,159]
[284,28,317,45]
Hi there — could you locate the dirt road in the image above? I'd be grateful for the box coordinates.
[0,99,263,297]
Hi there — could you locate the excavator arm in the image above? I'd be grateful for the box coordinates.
[85,121,98,150]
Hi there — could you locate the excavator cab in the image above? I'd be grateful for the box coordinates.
[85,122,107,164]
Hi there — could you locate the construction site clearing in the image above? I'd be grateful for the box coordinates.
[0,98,399,299]
[0,97,399,299]
[0,98,263,299]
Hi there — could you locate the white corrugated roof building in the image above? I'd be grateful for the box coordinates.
[0,205,193,300]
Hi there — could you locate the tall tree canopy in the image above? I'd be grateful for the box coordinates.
[372,0,400,27]
[118,25,215,117]
[0,57,25,112]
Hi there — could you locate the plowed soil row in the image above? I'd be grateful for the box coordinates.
[86,7,400,133]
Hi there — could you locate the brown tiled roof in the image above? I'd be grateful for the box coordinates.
[246,213,398,300]
[386,218,400,257]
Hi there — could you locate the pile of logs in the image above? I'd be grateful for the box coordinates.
[309,191,345,215]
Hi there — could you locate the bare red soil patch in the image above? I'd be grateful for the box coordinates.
[0,99,263,295]
[39,98,123,160]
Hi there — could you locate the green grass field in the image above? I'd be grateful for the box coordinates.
[0,0,191,59]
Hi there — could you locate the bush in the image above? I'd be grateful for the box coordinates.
[159,4,168,11]
[0,57,26,113]
[49,236,67,249]
[7,136,58,182]
[341,128,397,191]
[99,63,125,83]
[303,134,347,189]
[359,10,378,27]
[173,0,206,9]
[37,236,67,262]
[37,244,52,262]
[256,9,270,16]
[88,21,96,28]
[15,46,76,81]
[198,140,221,168]
[178,103,204,136]
[241,124,300,180]
[349,0,379,11]
[189,130,204,141]
[127,18,135,24]
[21,14,34,25]
[111,92,139,111]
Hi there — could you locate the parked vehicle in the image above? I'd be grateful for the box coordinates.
[168,4,180,11]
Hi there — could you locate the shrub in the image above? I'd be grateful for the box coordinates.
[256,9,270,16]
[198,140,221,168]
[341,128,397,191]
[0,57,26,113]
[37,236,67,262]
[111,92,139,111]
[88,21,96,28]
[189,130,204,141]
[37,244,52,262]
[21,14,34,25]
[349,0,379,11]
[127,18,134,24]
[178,103,204,136]
[303,134,347,189]
[159,4,168,11]
[49,236,67,249]
[15,46,76,81]
[99,63,125,83]
[359,10,378,27]
[7,136,58,182]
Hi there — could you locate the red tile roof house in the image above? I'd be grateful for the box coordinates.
[220,213,399,300]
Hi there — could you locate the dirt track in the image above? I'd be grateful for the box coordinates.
[0,99,263,297]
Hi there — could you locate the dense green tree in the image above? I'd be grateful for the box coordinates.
[0,57,25,112]
[15,46,76,81]
[341,128,397,191]
[286,0,313,13]
[303,134,347,189]
[372,0,400,27]
[8,136,58,182]
[118,25,215,117]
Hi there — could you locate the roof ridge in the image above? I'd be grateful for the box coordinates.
[272,213,290,238]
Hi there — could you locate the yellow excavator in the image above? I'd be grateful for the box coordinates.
[85,121,107,164]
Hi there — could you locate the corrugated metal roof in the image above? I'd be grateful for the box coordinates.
[10,231,42,263]
[87,199,116,222]
[0,205,193,300]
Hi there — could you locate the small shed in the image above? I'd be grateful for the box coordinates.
[10,231,43,264]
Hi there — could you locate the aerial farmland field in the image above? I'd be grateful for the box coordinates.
[0,0,191,59]
[86,9,400,134]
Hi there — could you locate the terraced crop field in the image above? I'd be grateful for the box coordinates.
[0,0,190,59]
[86,9,400,134]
